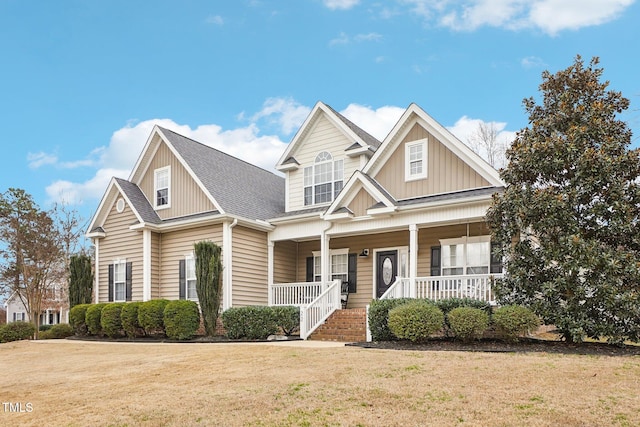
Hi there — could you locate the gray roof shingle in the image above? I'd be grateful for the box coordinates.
[115,177,162,224]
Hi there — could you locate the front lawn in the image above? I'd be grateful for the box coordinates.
[1,340,639,426]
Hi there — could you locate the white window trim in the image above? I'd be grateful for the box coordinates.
[405,139,428,181]
[439,235,491,275]
[303,152,344,207]
[154,166,171,210]
[312,248,349,282]
[113,259,127,302]
[185,254,198,301]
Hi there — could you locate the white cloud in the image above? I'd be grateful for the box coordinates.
[323,0,360,10]
[249,97,311,135]
[354,32,383,42]
[28,151,58,169]
[399,0,634,35]
[205,15,224,25]
[521,55,546,69]
[339,104,405,141]
[329,31,383,46]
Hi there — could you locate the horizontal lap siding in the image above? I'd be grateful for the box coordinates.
[98,200,143,302]
[274,241,297,284]
[374,123,490,200]
[159,225,223,300]
[232,226,268,307]
[151,232,160,299]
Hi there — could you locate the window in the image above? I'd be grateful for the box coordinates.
[405,139,427,181]
[154,166,170,209]
[185,255,197,300]
[312,249,349,282]
[114,260,126,302]
[303,152,344,206]
[440,236,493,276]
[13,312,25,322]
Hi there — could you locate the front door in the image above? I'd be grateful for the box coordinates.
[376,250,398,298]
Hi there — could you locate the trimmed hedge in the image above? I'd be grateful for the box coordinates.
[271,306,300,336]
[138,299,169,336]
[69,303,90,336]
[388,300,444,342]
[101,303,125,338]
[368,298,416,341]
[39,323,74,340]
[492,305,540,342]
[121,302,144,338]
[222,306,279,340]
[39,324,53,332]
[447,307,489,342]
[163,300,200,340]
[0,322,36,343]
[85,303,107,336]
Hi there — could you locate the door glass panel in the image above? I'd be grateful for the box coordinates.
[382,257,393,285]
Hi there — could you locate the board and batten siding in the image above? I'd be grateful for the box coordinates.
[139,142,216,220]
[231,226,269,307]
[273,240,297,284]
[374,123,490,200]
[97,199,143,302]
[159,225,223,300]
[347,188,377,218]
[287,114,362,212]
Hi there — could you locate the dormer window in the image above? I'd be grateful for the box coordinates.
[303,152,343,206]
[154,166,170,209]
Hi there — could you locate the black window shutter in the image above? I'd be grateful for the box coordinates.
[125,262,133,301]
[490,242,503,274]
[108,264,114,302]
[430,246,441,276]
[348,253,357,293]
[306,257,314,282]
[179,260,186,299]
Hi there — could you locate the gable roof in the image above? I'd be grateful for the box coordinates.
[363,103,504,187]
[276,101,381,170]
[324,171,397,220]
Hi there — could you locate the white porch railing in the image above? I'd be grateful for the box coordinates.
[380,274,502,303]
[269,280,342,340]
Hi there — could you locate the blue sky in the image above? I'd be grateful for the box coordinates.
[1,0,638,228]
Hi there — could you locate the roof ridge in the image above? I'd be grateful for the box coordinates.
[157,126,283,179]
[323,104,382,148]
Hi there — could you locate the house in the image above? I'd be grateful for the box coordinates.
[4,289,69,326]
[86,102,504,339]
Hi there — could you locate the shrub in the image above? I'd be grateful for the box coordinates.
[493,305,540,342]
[138,299,169,336]
[368,298,416,341]
[39,324,53,332]
[163,300,200,340]
[85,303,107,336]
[39,323,74,340]
[121,302,144,338]
[0,322,36,343]
[436,298,492,337]
[222,306,279,340]
[101,303,126,338]
[388,300,444,342]
[69,303,90,335]
[271,306,300,336]
[447,307,489,342]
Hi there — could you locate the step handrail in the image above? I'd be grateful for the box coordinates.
[300,280,341,340]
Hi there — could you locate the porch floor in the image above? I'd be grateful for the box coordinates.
[309,308,367,342]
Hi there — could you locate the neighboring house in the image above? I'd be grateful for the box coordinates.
[86,102,504,338]
[4,289,69,325]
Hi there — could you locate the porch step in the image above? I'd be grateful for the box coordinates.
[309,308,367,342]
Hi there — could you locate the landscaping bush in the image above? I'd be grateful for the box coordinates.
[368,298,416,341]
[388,300,444,343]
[39,324,53,332]
[492,305,540,342]
[85,303,106,336]
[447,307,489,342]
[222,306,279,340]
[39,323,74,340]
[0,322,36,343]
[101,303,126,338]
[138,299,169,336]
[435,298,492,337]
[69,303,90,336]
[271,306,300,336]
[121,302,144,338]
[163,300,200,340]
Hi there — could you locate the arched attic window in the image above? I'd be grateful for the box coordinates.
[303,151,344,206]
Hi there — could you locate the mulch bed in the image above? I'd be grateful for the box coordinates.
[348,337,640,357]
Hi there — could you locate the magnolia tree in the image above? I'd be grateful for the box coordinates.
[487,56,640,344]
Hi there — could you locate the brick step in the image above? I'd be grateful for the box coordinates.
[309,308,367,342]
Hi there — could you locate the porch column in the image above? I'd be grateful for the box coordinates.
[320,230,330,285]
[93,238,100,303]
[409,224,418,298]
[267,239,274,306]
[142,229,151,301]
